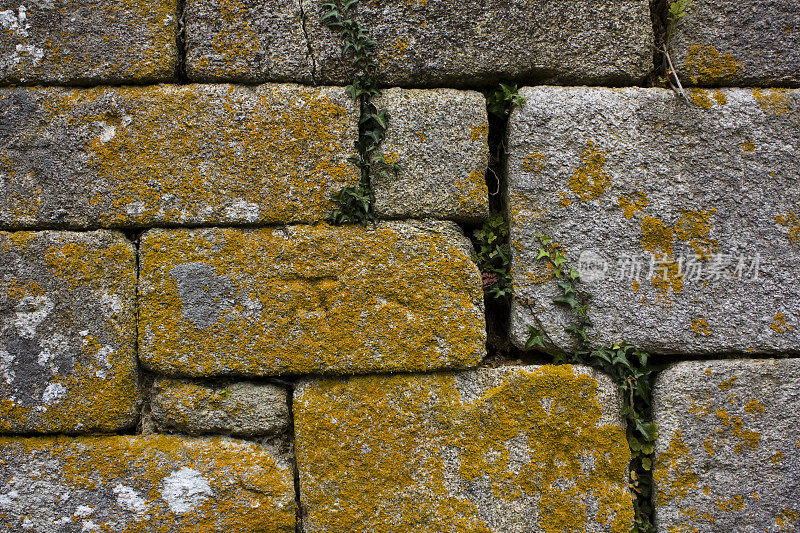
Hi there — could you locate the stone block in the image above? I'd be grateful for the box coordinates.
[0,0,178,84]
[0,84,358,228]
[373,88,489,223]
[0,230,137,433]
[653,358,800,532]
[139,221,485,376]
[507,86,800,355]
[294,365,633,532]
[0,435,295,532]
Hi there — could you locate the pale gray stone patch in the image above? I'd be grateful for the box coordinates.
[185,0,313,83]
[150,378,290,438]
[0,0,178,85]
[0,435,296,532]
[653,358,800,532]
[170,263,235,329]
[507,86,800,355]
[372,88,490,224]
[302,0,654,87]
[0,230,137,433]
[670,0,800,87]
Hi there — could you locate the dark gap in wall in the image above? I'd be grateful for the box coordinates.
[650,0,669,83]
[2,221,301,233]
[297,0,318,85]
[122,230,148,434]
[176,0,189,83]
[284,379,305,533]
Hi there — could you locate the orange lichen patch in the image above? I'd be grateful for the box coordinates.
[691,89,715,109]
[684,44,743,85]
[775,211,800,245]
[558,192,572,207]
[295,366,632,532]
[712,90,727,105]
[41,85,358,226]
[741,141,755,152]
[776,510,799,531]
[771,313,792,333]
[752,88,791,116]
[0,435,295,532]
[632,280,640,292]
[640,216,683,294]
[568,143,612,201]
[714,495,746,513]
[522,153,546,174]
[654,431,698,503]
[139,224,484,376]
[744,399,765,415]
[771,451,785,464]
[691,317,711,336]
[470,124,488,142]
[382,151,400,164]
[715,408,761,454]
[703,438,716,456]
[4,279,44,301]
[719,376,738,391]
[675,208,718,260]
[618,192,648,219]
[524,261,555,284]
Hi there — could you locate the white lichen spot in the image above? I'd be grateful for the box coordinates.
[81,520,100,532]
[161,467,213,514]
[14,295,54,339]
[97,122,117,143]
[95,345,114,369]
[0,490,19,509]
[37,347,52,367]
[0,349,15,385]
[113,484,148,514]
[224,201,260,223]
[41,382,67,405]
[0,6,30,37]
[14,43,44,66]
[99,293,124,317]
[125,201,146,216]
[73,505,94,518]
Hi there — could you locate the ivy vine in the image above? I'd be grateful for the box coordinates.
[320,0,398,225]
[527,235,659,533]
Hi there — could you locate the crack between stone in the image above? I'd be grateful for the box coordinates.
[297,0,318,85]
[176,0,188,83]
[284,381,305,533]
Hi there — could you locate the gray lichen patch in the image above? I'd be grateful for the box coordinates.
[0,230,138,433]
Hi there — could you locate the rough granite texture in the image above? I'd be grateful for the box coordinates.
[0,435,295,532]
[653,359,800,532]
[150,378,290,438]
[0,0,178,85]
[0,231,137,433]
[185,0,313,83]
[373,88,489,223]
[507,86,800,355]
[671,0,800,87]
[302,0,654,87]
[294,365,633,532]
[139,221,485,376]
[0,84,358,229]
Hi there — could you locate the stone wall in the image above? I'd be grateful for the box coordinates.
[1,0,798,531]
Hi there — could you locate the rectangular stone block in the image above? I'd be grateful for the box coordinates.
[653,359,800,532]
[294,365,632,532]
[507,86,800,355]
[0,435,295,532]
[671,0,800,87]
[0,84,358,229]
[0,0,178,85]
[185,0,313,83]
[150,378,290,438]
[139,221,485,376]
[373,88,489,223]
[302,0,654,87]
[0,230,137,433]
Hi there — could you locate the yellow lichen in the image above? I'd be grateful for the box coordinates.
[618,192,648,219]
[654,431,698,502]
[771,312,792,333]
[776,510,799,531]
[470,124,488,142]
[675,208,718,260]
[294,366,633,532]
[691,317,710,336]
[522,153,545,174]
[741,141,755,153]
[684,44,743,85]
[691,89,714,109]
[752,88,790,116]
[568,143,612,201]
[776,211,800,246]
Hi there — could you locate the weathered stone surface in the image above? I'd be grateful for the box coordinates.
[671,0,800,87]
[507,86,800,355]
[653,359,800,532]
[150,378,290,438]
[139,221,485,376]
[373,88,489,223]
[302,0,654,87]
[0,0,178,85]
[0,84,358,229]
[0,231,137,433]
[0,435,295,532]
[294,365,632,532]
[185,0,312,83]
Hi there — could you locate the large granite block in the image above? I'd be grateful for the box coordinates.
[507,86,800,355]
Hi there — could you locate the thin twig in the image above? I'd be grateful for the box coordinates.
[662,45,693,105]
